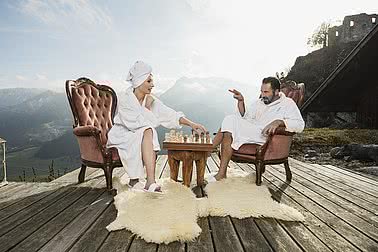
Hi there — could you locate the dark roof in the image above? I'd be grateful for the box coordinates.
[301,23,378,112]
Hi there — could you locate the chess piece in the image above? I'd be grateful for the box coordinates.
[205,131,210,143]
[194,133,199,142]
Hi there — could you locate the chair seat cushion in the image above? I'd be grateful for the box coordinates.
[234,144,260,155]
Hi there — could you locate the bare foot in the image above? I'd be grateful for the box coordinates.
[214,173,227,181]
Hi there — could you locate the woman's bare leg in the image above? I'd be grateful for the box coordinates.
[141,128,158,190]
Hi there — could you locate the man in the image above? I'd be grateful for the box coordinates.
[211,76,305,181]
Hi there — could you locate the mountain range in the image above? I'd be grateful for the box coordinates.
[0,77,253,179]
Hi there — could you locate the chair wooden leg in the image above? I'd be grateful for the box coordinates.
[284,160,292,182]
[104,165,113,190]
[78,164,86,183]
[255,161,263,186]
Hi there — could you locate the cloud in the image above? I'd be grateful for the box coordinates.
[16,0,113,31]
[16,75,28,81]
[185,0,210,13]
[36,74,47,80]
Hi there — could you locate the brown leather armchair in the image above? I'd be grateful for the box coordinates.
[231,81,305,185]
[66,77,122,190]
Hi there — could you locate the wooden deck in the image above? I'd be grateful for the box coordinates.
[0,154,377,252]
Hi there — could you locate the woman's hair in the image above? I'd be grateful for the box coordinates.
[262,77,281,91]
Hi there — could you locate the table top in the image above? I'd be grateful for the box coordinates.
[162,141,214,152]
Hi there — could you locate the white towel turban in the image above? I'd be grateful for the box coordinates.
[126,61,152,88]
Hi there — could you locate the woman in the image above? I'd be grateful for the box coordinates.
[107,61,207,192]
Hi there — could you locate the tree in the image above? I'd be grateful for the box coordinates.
[307,22,331,48]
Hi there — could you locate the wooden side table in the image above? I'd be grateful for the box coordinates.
[163,141,214,187]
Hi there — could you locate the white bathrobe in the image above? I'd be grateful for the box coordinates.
[107,87,185,179]
[221,92,305,150]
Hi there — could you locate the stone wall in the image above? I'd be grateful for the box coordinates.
[328,13,377,47]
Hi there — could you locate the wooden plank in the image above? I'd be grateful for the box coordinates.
[187,217,214,252]
[97,229,135,252]
[209,216,244,252]
[157,241,185,252]
[231,218,273,252]
[248,163,377,252]
[206,155,219,173]
[254,218,303,252]
[38,191,113,252]
[266,164,378,242]
[9,188,106,252]
[278,220,332,252]
[68,203,117,252]
[273,163,378,225]
[305,161,378,191]
[235,162,360,252]
[0,173,105,238]
[0,186,63,222]
[0,186,72,236]
[0,187,92,252]
[290,159,378,195]
[286,160,378,207]
[128,237,158,252]
[233,160,335,252]
[52,167,98,184]
[160,155,173,179]
[211,154,321,251]
[0,183,34,203]
[322,163,378,185]
[218,155,341,251]
[154,154,164,179]
[0,183,23,197]
[157,155,168,179]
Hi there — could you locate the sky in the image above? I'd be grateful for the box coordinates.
[0,0,377,94]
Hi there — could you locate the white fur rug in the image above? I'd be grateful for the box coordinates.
[107,170,304,244]
[199,169,305,221]
[107,177,201,244]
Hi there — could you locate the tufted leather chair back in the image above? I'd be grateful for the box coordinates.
[280,80,305,107]
[66,78,117,145]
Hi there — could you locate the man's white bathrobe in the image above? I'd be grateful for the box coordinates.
[107,87,184,179]
[221,92,305,150]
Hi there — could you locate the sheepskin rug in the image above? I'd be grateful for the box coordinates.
[107,170,304,244]
[106,177,202,244]
[200,168,305,221]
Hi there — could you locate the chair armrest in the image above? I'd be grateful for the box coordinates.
[73,125,101,137]
[256,127,294,160]
[274,126,295,136]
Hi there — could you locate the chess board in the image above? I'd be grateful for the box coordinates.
[163,140,214,151]
[162,130,214,151]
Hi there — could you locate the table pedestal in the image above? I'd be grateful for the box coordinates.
[167,150,209,187]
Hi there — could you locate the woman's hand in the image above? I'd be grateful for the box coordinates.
[145,95,154,110]
[191,122,207,135]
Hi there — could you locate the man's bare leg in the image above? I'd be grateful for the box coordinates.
[212,128,223,148]
[215,132,233,180]
[141,128,158,190]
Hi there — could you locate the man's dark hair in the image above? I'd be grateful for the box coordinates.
[262,77,281,91]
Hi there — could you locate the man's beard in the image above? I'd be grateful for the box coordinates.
[262,95,274,104]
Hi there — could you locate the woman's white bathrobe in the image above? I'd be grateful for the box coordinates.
[221,92,305,150]
[107,87,184,179]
